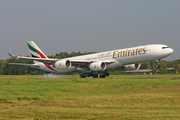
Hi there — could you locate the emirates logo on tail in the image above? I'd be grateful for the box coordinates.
[27,41,48,59]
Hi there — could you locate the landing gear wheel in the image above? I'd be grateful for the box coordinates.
[156,65,160,68]
[155,59,161,68]
[103,73,109,77]
[99,75,105,78]
[79,72,109,78]
[79,74,85,78]
[93,74,98,78]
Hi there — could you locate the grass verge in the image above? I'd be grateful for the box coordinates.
[0,75,180,119]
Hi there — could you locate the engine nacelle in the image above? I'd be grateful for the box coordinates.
[89,62,106,71]
[124,63,141,71]
[54,59,71,70]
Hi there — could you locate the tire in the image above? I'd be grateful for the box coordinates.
[99,75,105,78]
[93,74,98,78]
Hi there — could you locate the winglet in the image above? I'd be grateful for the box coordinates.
[7,52,17,58]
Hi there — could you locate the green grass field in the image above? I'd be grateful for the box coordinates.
[0,75,180,120]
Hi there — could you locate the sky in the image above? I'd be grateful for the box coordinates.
[0,0,180,61]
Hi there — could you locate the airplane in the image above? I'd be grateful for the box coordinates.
[8,41,173,78]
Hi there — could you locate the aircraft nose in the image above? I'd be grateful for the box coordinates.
[166,48,174,55]
[169,48,174,54]
[161,47,174,57]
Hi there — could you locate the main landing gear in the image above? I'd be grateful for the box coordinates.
[99,73,109,78]
[79,73,98,78]
[79,72,109,78]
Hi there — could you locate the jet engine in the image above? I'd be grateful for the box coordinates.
[89,62,106,71]
[54,59,71,70]
[123,63,141,71]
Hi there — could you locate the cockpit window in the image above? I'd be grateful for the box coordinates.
[162,47,169,49]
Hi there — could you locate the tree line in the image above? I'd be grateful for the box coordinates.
[0,51,180,75]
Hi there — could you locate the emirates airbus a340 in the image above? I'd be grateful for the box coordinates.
[8,41,173,78]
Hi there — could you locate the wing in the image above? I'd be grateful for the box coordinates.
[8,52,117,70]
[8,63,41,67]
[8,52,58,63]
[8,52,117,63]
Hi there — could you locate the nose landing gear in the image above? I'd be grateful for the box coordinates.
[155,60,160,68]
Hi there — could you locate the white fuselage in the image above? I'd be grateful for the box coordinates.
[36,44,173,73]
